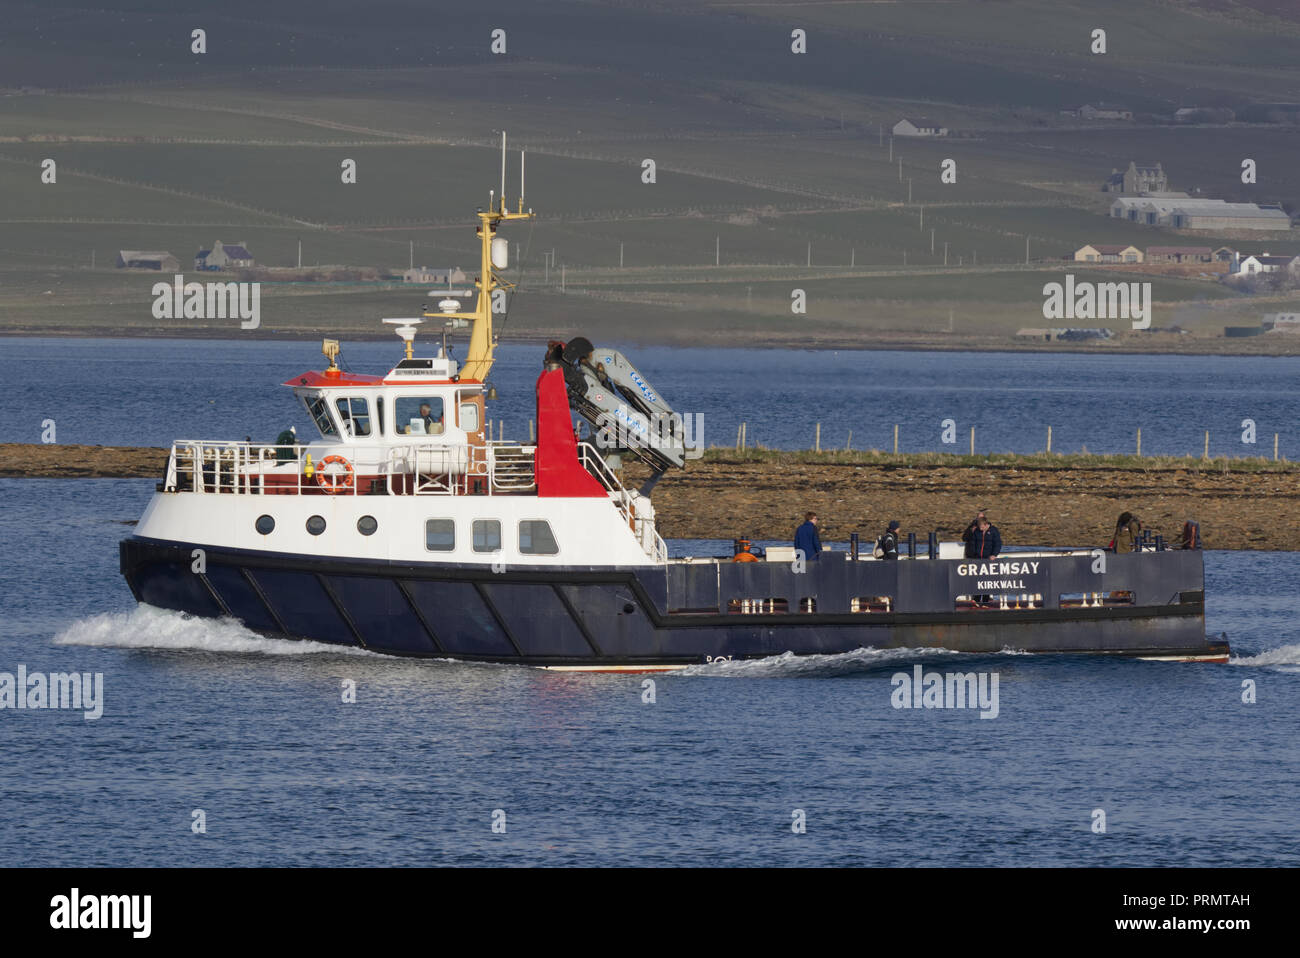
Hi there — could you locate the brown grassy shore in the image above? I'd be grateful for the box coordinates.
[4,444,1298,551]
[630,450,1300,552]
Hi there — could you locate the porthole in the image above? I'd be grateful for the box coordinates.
[357,515,378,536]
[306,515,327,536]
[255,515,275,535]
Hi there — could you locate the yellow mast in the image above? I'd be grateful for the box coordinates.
[425,137,533,383]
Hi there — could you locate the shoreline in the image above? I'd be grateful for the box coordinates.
[3,327,1300,357]
[7,444,1297,551]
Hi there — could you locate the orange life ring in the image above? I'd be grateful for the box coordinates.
[316,454,355,494]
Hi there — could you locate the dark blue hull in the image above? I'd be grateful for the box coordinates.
[119,537,1225,667]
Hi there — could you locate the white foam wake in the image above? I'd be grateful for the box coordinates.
[1229,643,1300,671]
[52,604,373,657]
[674,645,976,678]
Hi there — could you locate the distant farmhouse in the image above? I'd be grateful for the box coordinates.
[1103,161,1167,194]
[892,117,947,137]
[1075,103,1133,121]
[1145,246,1213,264]
[1110,197,1291,231]
[1226,252,1300,279]
[1263,312,1300,331]
[404,266,468,285]
[1073,244,1143,264]
[195,240,254,270]
[117,250,180,271]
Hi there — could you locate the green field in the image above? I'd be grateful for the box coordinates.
[2,0,1298,350]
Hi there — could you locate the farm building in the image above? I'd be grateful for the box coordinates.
[1102,161,1168,194]
[1110,197,1291,231]
[892,117,947,137]
[1227,253,1300,278]
[1145,246,1212,264]
[403,266,468,285]
[1263,313,1300,331]
[1078,103,1133,120]
[196,241,255,270]
[1073,244,1144,264]
[117,250,180,271]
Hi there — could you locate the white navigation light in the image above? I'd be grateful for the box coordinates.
[438,298,461,314]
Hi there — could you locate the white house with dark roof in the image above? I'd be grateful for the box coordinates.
[196,240,254,270]
[893,117,947,137]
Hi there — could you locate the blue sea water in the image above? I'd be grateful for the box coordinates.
[3,336,1300,458]
[0,339,1297,866]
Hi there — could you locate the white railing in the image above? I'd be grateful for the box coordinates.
[577,442,666,563]
[165,439,535,497]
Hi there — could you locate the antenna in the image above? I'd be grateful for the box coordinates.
[520,148,525,209]
[500,131,507,211]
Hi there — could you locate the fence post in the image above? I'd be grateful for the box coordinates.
[846,429,852,451]
[893,424,899,455]
[1136,427,1141,457]
[1275,433,1279,461]
[1203,430,1210,460]
[1046,425,1052,454]
[815,422,821,452]
[969,426,975,456]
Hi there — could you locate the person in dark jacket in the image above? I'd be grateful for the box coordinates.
[963,516,1001,559]
[793,512,822,562]
[876,520,902,560]
[1113,512,1142,553]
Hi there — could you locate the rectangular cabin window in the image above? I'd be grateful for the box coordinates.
[518,519,558,555]
[460,401,480,433]
[304,395,338,437]
[375,397,384,436]
[396,397,445,436]
[472,519,501,553]
[334,397,371,437]
[425,519,455,552]
[850,596,892,613]
[956,593,1043,611]
[1059,591,1131,609]
[727,598,789,615]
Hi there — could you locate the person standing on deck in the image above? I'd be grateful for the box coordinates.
[794,512,822,562]
[876,521,902,560]
[1113,512,1142,553]
[964,516,1001,559]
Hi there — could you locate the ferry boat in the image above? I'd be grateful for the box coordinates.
[119,170,1229,668]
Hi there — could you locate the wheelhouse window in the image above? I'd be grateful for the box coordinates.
[334,396,372,437]
[396,397,445,436]
[303,394,338,437]
[473,519,501,553]
[518,519,558,555]
[425,519,455,552]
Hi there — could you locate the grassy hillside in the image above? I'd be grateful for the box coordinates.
[2,0,1298,350]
